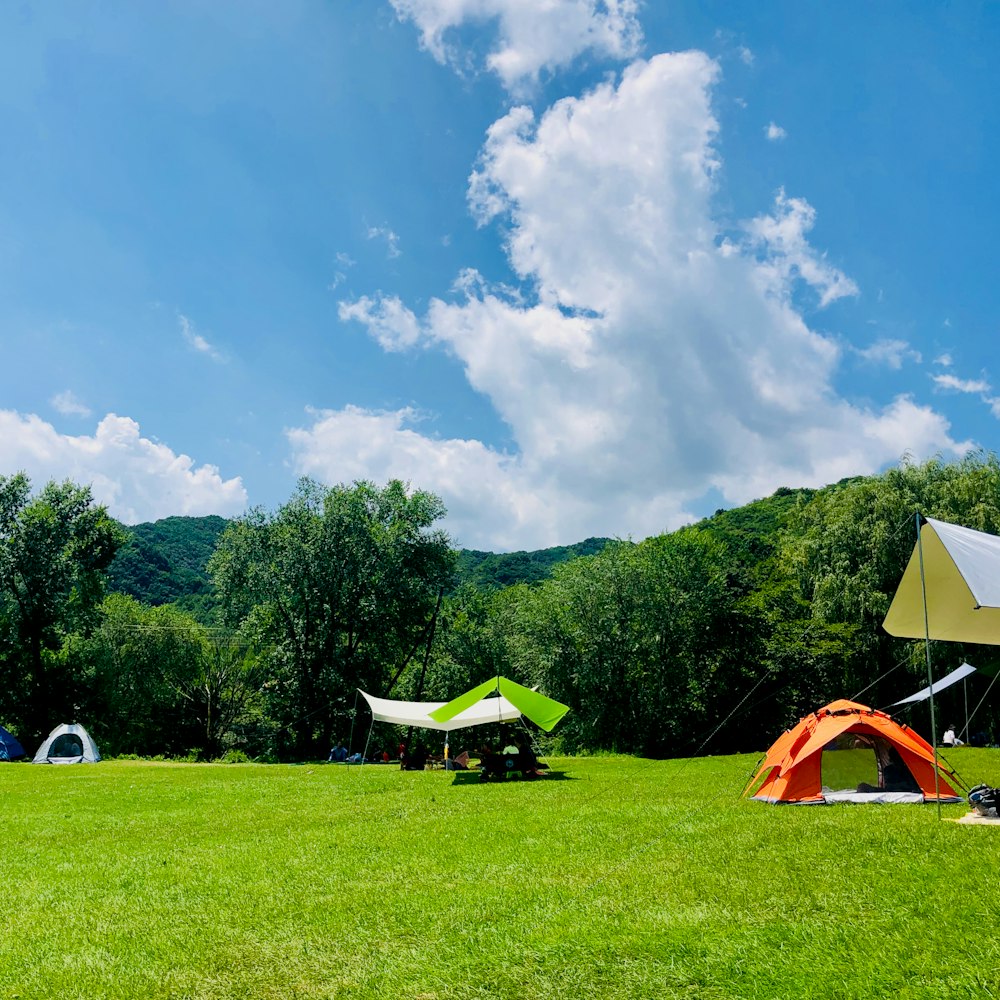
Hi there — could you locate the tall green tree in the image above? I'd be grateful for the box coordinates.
[506,531,755,756]
[209,479,454,758]
[0,474,124,742]
[71,594,265,757]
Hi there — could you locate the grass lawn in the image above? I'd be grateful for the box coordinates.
[2,749,999,1000]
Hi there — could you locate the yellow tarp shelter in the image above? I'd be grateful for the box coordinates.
[883,516,1000,645]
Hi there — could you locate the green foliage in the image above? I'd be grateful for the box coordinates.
[105,518,604,619]
[66,594,266,758]
[783,452,1000,710]
[106,514,228,620]
[0,474,125,743]
[9,454,1000,761]
[455,536,612,589]
[210,478,455,758]
[501,532,759,756]
[0,754,996,999]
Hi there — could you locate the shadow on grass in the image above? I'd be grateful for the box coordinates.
[449,770,576,786]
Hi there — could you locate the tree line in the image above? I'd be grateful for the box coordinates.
[3,454,1000,760]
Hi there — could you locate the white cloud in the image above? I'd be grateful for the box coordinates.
[766,121,786,141]
[0,411,247,524]
[932,373,991,394]
[326,250,358,292]
[322,52,969,550]
[935,352,953,367]
[51,390,92,418]
[287,406,554,551]
[390,0,642,93]
[366,225,401,259]
[856,338,922,370]
[745,189,859,307]
[738,46,754,66]
[179,314,225,363]
[338,295,422,352]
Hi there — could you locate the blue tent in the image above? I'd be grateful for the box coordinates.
[0,725,25,761]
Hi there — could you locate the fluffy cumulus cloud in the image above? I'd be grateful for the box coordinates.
[390,0,641,92]
[308,51,968,550]
[288,406,557,551]
[338,295,422,352]
[0,411,247,523]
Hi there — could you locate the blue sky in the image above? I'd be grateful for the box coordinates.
[1,1,998,550]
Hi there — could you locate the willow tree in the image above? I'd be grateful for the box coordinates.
[209,479,454,758]
[782,452,1000,706]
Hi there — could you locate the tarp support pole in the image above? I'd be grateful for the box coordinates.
[964,676,969,743]
[917,513,942,819]
[517,715,548,767]
[358,716,374,772]
[348,688,359,754]
[961,670,1000,744]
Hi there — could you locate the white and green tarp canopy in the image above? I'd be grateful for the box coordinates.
[429,676,570,732]
[360,676,569,735]
[883,517,1000,645]
[359,690,522,732]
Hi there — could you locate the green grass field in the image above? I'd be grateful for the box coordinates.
[2,750,998,1000]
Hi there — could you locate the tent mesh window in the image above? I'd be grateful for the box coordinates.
[821,735,919,793]
[50,734,84,758]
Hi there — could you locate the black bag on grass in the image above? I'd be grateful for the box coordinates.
[968,784,1000,817]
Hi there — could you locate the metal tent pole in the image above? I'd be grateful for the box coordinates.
[963,677,970,743]
[359,717,374,772]
[916,513,942,820]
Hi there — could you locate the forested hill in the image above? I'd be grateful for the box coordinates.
[455,537,612,588]
[17,455,1000,760]
[106,515,229,617]
[107,516,614,608]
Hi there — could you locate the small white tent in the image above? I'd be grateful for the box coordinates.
[33,723,101,764]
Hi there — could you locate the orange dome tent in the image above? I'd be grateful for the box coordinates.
[745,699,962,804]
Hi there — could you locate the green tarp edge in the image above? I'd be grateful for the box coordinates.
[498,677,570,732]
[428,678,500,724]
[429,675,570,732]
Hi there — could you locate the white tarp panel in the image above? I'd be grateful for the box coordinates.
[890,662,977,706]
[359,690,522,732]
[883,517,1000,645]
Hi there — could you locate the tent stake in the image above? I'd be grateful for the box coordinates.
[916,513,942,820]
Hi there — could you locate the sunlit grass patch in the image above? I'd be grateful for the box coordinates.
[1,751,998,999]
